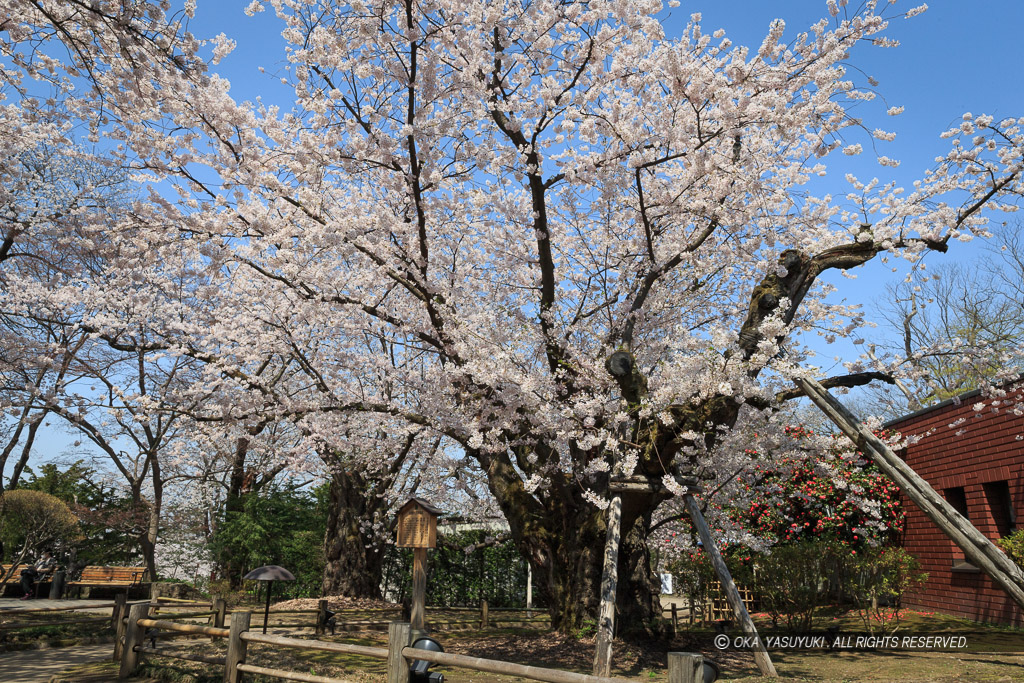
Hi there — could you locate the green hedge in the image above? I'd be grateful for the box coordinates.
[381,530,535,608]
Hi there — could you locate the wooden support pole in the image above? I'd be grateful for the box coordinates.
[667,653,703,683]
[387,621,412,683]
[480,598,489,629]
[796,377,1024,608]
[592,494,622,678]
[118,603,150,679]
[526,563,533,616]
[316,599,329,636]
[671,603,679,635]
[224,610,251,683]
[683,493,776,678]
[213,597,227,637]
[411,548,427,631]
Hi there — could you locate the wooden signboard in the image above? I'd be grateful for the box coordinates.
[396,498,442,631]
[396,498,441,548]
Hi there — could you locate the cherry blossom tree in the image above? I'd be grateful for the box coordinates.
[2,0,1022,633]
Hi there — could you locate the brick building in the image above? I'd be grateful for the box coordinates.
[886,384,1024,625]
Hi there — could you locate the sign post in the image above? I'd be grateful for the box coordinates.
[396,498,442,631]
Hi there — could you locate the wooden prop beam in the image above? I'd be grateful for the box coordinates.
[796,377,1024,608]
[683,494,777,678]
[593,495,622,677]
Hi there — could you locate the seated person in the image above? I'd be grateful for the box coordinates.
[20,550,56,600]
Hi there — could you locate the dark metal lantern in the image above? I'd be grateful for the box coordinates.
[243,565,296,634]
[409,636,445,683]
[243,565,296,581]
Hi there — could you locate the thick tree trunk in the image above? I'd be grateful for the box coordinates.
[138,476,162,581]
[222,436,250,588]
[321,468,385,599]
[490,468,662,636]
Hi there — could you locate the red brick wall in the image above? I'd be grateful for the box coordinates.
[888,387,1024,625]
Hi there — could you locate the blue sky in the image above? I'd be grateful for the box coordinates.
[11,0,1024,476]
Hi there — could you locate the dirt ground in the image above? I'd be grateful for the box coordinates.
[42,601,1024,682]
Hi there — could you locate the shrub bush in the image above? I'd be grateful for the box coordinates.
[849,545,927,634]
[743,540,843,631]
[0,490,80,560]
[997,529,1024,566]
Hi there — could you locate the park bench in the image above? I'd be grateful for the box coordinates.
[65,566,149,598]
[1,563,57,597]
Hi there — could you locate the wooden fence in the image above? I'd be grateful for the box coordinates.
[663,580,759,632]
[0,595,215,633]
[115,604,708,683]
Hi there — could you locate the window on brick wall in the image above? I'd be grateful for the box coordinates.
[945,486,978,572]
[945,486,968,518]
[983,480,1015,538]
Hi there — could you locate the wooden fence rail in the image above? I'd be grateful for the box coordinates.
[401,644,621,683]
[136,645,228,666]
[242,630,387,659]
[1,599,148,614]
[117,610,701,683]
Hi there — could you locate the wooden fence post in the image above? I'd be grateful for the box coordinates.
[111,594,128,662]
[387,621,411,683]
[667,653,703,683]
[111,593,127,630]
[671,603,679,635]
[212,597,227,642]
[118,603,150,679]
[480,599,489,629]
[316,599,329,636]
[224,610,251,683]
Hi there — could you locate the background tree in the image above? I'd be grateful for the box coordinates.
[0,489,80,591]
[862,222,1024,418]
[209,482,327,598]
[20,461,144,568]
[0,146,130,490]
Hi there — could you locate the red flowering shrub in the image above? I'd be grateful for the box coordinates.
[733,426,903,549]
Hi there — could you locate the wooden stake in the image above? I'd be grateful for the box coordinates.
[387,621,412,683]
[671,603,679,635]
[593,494,622,678]
[213,597,227,642]
[796,377,1024,608]
[112,594,128,663]
[224,611,251,683]
[480,598,489,629]
[683,493,777,678]
[316,598,329,636]
[118,603,150,679]
[667,652,703,683]
[411,548,427,631]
